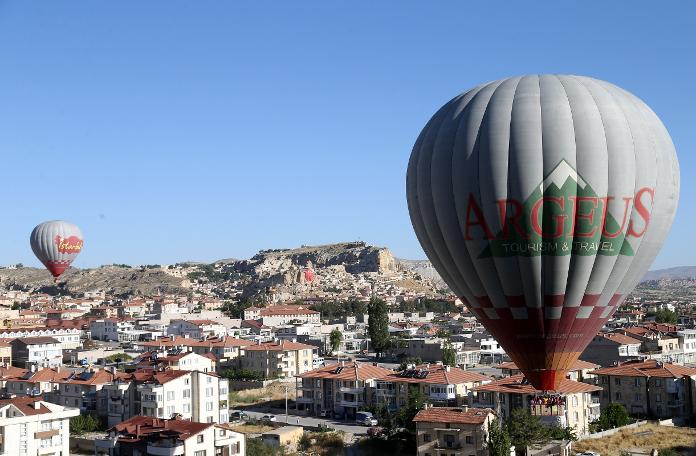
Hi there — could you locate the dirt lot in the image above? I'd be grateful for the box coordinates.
[573,424,696,455]
[229,381,296,406]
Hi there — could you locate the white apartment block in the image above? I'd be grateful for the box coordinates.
[0,396,79,456]
[0,327,81,350]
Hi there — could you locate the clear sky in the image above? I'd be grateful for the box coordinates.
[0,1,693,269]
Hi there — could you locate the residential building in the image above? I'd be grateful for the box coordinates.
[10,337,63,368]
[48,367,126,415]
[95,415,244,456]
[134,350,216,373]
[592,360,696,418]
[89,319,136,341]
[581,333,642,367]
[167,319,227,339]
[0,341,11,366]
[296,361,393,418]
[413,406,495,456]
[374,364,491,410]
[241,340,317,378]
[497,360,600,384]
[0,396,79,456]
[471,374,602,436]
[103,368,229,427]
[138,336,254,370]
[0,327,81,350]
[244,305,321,327]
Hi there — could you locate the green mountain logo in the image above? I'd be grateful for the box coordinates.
[479,160,634,258]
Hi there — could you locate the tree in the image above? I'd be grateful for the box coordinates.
[398,357,423,371]
[10,302,21,310]
[329,329,343,354]
[396,387,427,430]
[593,403,631,431]
[368,298,389,357]
[442,340,457,367]
[653,308,678,324]
[487,418,512,456]
[70,413,106,435]
[505,408,549,451]
[246,438,282,456]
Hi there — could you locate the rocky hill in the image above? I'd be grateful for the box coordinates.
[0,265,189,297]
[642,266,696,281]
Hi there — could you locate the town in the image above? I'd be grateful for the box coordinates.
[2,243,696,456]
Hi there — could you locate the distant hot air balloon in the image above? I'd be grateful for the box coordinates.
[304,268,315,282]
[407,75,679,391]
[30,220,84,280]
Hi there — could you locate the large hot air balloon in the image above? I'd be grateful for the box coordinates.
[30,221,84,280]
[407,75,679,391]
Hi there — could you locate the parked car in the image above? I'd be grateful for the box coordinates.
[261,415,277,423]
[230,411,249,422]
[319,410,331,418]
[356,411,378,426]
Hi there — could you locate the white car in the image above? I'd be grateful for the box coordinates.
[576,452,600,456]
[261,415,277,423]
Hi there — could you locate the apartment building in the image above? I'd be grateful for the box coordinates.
[89,319,136,341]
[104,368,229,427]
[134,350,216,372]
[592,360,696,419]
[296,361,393,418]
[138,335,254,370]
[244,305,321,326]
[242,340,317,378]
[167,319,227,339]
[10,337,63,368]
[0,341,11,366]
[374,364,491,410]
[95,415,244,456]
[498,359,600,383]
[48,367,126,415]
[581,333,642,367]
[0,396,79,456]
[471,374,602,436]
[0,327,81,350]
[413,406,495,456]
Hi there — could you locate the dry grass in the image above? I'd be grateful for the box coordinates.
[229,382,296,406]
[228,422,276,435]
[574,424,696,456]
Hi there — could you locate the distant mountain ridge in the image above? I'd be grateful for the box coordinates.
[642,266,696,281]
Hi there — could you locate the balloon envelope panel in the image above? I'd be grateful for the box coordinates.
[406,75,679,390]
[30,220,84,279]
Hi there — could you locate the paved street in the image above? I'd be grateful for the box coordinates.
[235,407,370,434]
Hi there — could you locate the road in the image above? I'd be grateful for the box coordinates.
[236,407,369,435]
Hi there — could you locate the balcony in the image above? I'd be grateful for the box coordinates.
[376,389,396,397]
[667,400,684,408]
[147,443,185,456]
[35,429,60,439]
[338,399,362,407]
[296,396,314,403]
[339,386,363,394]
[429,392,456,401]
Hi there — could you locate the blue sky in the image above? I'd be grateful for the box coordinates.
[0,1,693,269]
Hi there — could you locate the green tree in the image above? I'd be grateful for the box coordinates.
[593,403,631,431]
[246,438,282,456]
[70,413,106,435]
[11,302,21,310]
[398,357,423,371]
[329,329,343,354]
[396,387,427,430]
[442,340,457,367]
[505,408,550,451]
[368,298,389,358]
[547,425,577,441]
[487,418,512,456]
[653,308,678,324]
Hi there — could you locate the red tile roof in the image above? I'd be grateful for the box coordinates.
[498,359,600,371]
[378,365,490,385]
[244,341,315,351]
[0,397,52,416]
[592,360,696,378]
[600,333,642,345]
[472,374,601,395]
[413,407,494,425]
[299,362,394,381]
[111,416,212,442]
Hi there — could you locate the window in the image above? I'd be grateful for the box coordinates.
[423,433,431,442]
[167,391,175,400]
[634,393,641,401]
[634,378,641,387]
[206,387,214,397]
[183,404,191,413]
[465,436,473,444]
[195,451,206,456]
[219,429,226,436]
[615,392,622,400]
[655,394,662,403]
[183,390,191,398]
[655,379,662,387]
[614,378,621,385]
[197,435,204,443]
[207,376,212,384]
[206,402,214,411]
[207,416,214,423]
